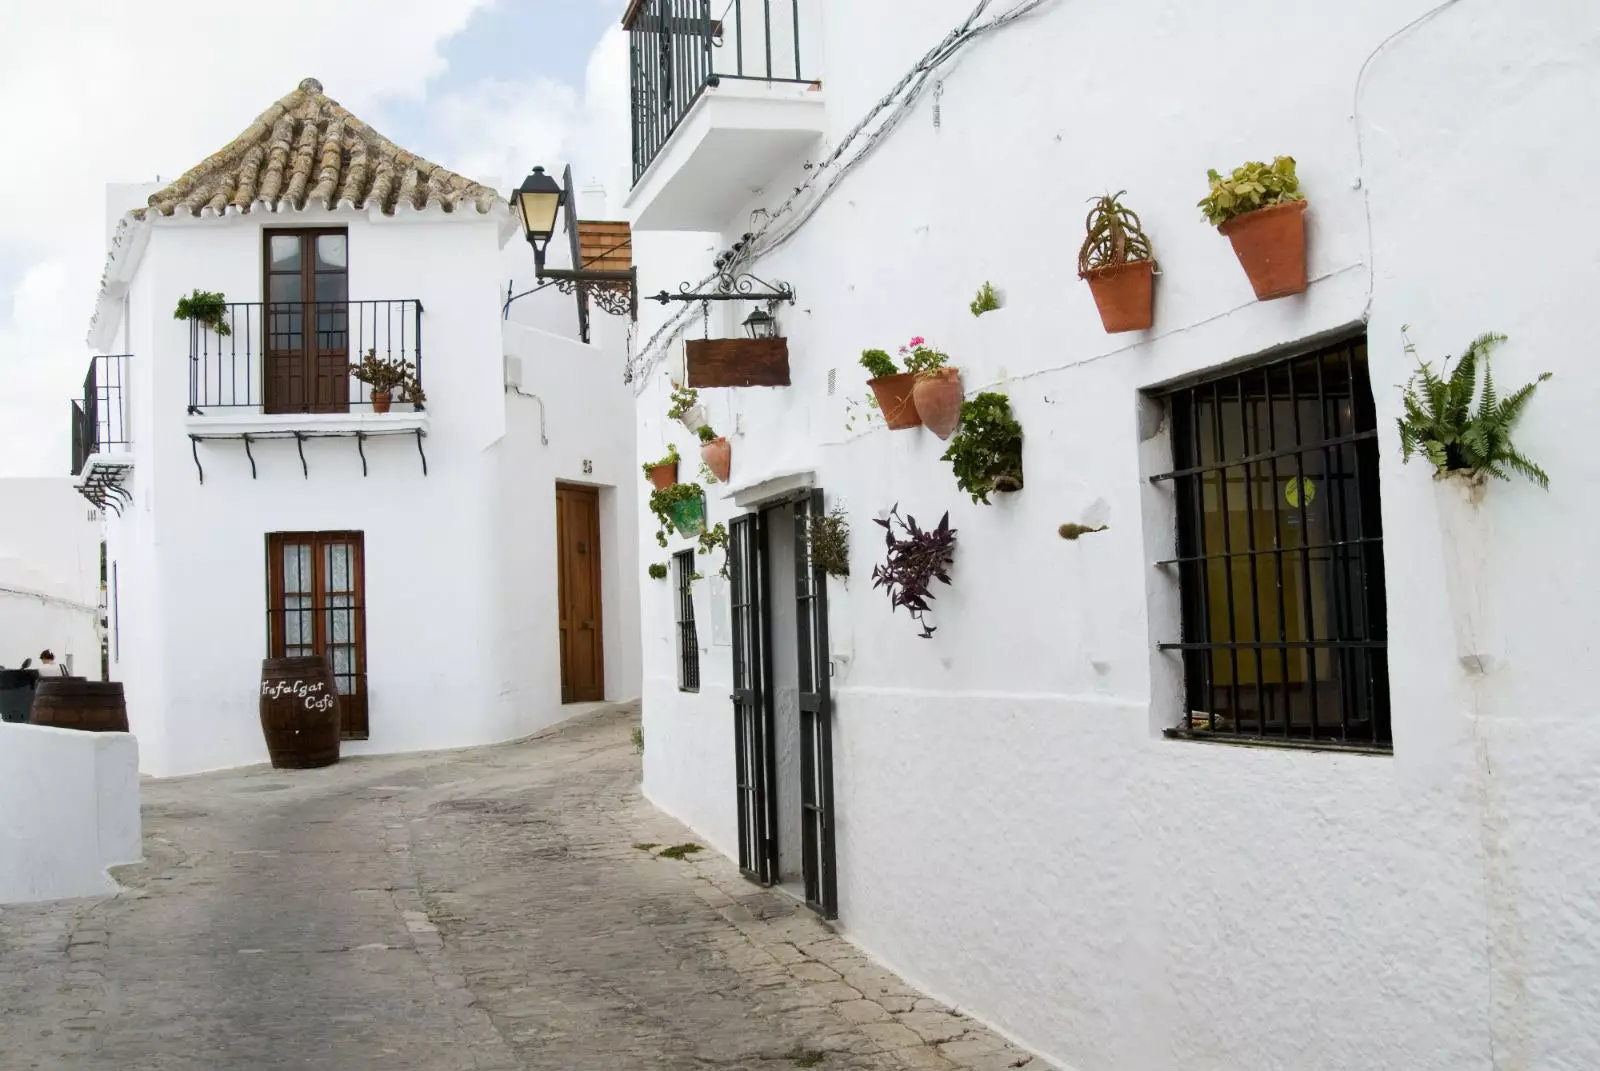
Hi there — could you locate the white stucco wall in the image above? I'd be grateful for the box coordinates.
[97,194,638,777]
[0,478,101,674]
[0,724,140,903]
[634,3,1600,1069]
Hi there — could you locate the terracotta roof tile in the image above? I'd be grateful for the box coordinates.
[138,78,500,218]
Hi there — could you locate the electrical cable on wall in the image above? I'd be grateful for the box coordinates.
[628,0,1061,391]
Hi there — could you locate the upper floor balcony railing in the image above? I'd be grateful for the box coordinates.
[70,354,130,476]
[626,0,810,184]
[189,300,423,416]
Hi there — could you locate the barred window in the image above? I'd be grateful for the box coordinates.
[1154,335,1391,750]
[675,550,700,692]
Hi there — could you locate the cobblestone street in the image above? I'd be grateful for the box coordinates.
[0,705,1040,1071]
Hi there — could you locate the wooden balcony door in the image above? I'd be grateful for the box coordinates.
[264,229,349,414]
[267,531,368,739]
[556,485,605,703]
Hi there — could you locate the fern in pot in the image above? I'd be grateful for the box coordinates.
[1397,328,1551,672]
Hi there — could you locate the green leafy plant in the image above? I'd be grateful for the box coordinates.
[642,443,680,480]
[697,423,719,444]
[808,505,850,579]
[899,336,949,377]
[658,842,703,860]
[648,482,705,547]
[350,349,422,397]
[173,289,232,337]
[1198,156,1304,226]
[667,385,700,422]
[941,392,1024,504]
[697,522,730,578]
[859,348,898,379]
[843,393,882,433]
[969,281,1001,317]
[647,562,669,580]
[631,726,645,754]
[1397,329,1552,487]
[1079,192,1153,272]
[1059,523,1109,540]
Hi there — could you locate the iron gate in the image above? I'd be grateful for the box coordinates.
[729,512,777,884]
[792,489,838,918]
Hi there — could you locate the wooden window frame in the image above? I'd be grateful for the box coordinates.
[265,531,369,740]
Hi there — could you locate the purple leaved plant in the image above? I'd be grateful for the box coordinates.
[870,504,957,639]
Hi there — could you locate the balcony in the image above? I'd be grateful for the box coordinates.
[624,0,824,230]
[71,354,132,513]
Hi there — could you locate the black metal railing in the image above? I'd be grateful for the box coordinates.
[1152,335,1390,750]
[627,0,810,183]
[189,300,423,415]
[70,354,131,474]
[675,549,700,691]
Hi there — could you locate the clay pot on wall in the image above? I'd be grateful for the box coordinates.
[678,404,709,433]
[1081,260,1155,333]
[646,460,678,491]
[371,390,393,414]
[1217,200,1308,300]
[867,373,922,430]
[702,437,732,483]
[912,368,964,440]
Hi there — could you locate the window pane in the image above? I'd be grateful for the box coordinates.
[268,274,301,304]
[314,273,347,304]
[283,544,312,594]
[324,543,351,592]
[270,235,301,270]
[315,234,347,271]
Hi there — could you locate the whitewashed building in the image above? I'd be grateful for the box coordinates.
[79,78,640,778]
[626,3,1600,1069]
[0,478,103,676]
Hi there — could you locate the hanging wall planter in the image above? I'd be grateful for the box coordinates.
[1199,157,1308,300]
[1078,192,1155,333]
[913,367,964,440]
[699,424,732,483]
[643,444,680,491]
[1396,328,1552,672]
[649,482,707,546]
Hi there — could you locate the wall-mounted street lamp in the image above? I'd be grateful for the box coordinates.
[742,307,779,340]
[507,165,638,337]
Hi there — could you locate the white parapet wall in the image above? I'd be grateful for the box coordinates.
[0,724,141,903]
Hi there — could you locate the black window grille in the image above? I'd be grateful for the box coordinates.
[1153,334,1390,750]
[675,550,700,692]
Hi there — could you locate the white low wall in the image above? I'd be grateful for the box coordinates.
[0,724,140,903]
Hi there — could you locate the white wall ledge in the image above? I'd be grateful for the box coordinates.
[185,411,429,439]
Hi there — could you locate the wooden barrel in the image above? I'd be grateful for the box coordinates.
[259,657,341,769]
[29,679,129,732]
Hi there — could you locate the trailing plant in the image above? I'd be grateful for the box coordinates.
[648,482,704,547]
[859,348,898,379]
[697,423,719,443]
[642,443,680,480]
[871,505,956,639]
[1397,328,1552,487]
[1198,156,1304,226]
[647,562,669,580]
[899,335,949,377]
[173,289,232,337]
[697,522,730,578]
[808,505,850,579]
[666,385,699,422]
[1079,192,1153,272]
[843,393,882,433]
[350,349,421,396]
[969,281,1001,317]
[940,392,1024,504]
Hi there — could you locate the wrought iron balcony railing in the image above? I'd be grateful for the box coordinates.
[189,300,423,415]
[626,0,810,184]
[70,354,131,476]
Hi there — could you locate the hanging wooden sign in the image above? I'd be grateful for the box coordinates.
[685,338,790,388]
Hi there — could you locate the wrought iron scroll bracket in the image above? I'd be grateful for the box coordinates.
[242,434,257,479]
[294,432,308,479]
[356,432,368,478]
[415,429,429,477]
[649,270,795,306]
[190,435,204,485]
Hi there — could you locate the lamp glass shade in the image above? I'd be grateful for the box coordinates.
[515,167,564,248]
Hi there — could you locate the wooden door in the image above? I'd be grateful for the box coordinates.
[556,485,605,703]
[264,229,349,414]
[266,531,368,738]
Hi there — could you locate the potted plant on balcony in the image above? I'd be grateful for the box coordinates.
[903,337,963,441]
[350,349,419,414]
[860,348,922,431]
[173,289,232,337]
[1199,156,1308,299]
[1079,191,1155,332]
[699,424,731,483]
[643,444,681,490]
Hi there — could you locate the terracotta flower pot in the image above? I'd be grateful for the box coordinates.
[647,460,678,490]
[1081,259,1154,333]
[702,437,731,483]
[912,368,964,440]
[1217,199,1308,300]
[867,372,922,430]
[371,390,392,414]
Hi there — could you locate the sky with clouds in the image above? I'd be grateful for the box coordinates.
[0,0,630,477]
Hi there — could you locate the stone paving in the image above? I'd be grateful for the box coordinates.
[0,704,1044,1071]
